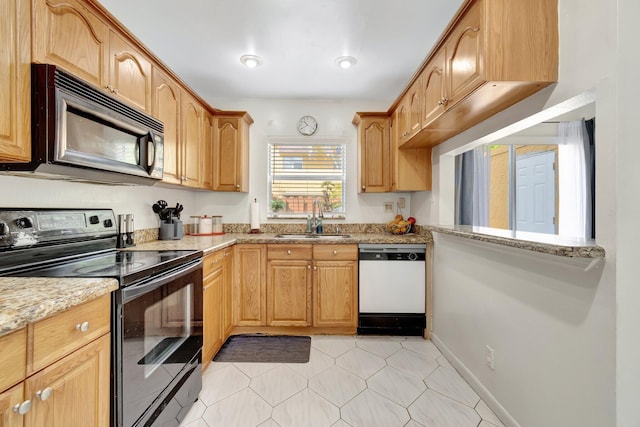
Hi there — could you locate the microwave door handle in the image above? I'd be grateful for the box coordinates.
[146,132,156,173]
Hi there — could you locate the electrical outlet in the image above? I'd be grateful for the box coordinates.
[398,197,406,209]
[383,202,394,213]
[485,345,495,370]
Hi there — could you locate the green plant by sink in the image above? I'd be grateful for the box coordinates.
[270,198,286,212]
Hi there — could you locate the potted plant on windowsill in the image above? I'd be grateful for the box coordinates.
[270,198,286,212]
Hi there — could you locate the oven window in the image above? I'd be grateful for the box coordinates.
[120,267,201,427]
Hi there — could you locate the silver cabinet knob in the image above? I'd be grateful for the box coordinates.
[333,250,338,255]
[76,321,89,333]
[361,186,366,191]
[12,400,32,415]
[236,184,240,189]
[313,265,317,271]
[35,388,52,401]
[287,250,291,255]
[307,265,311,269]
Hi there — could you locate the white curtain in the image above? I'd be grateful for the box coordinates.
[558,120,589,238]
[472,145,490,227]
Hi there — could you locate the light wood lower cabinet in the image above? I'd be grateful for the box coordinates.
[266,245,313,326]
[222,247,235,338]
[0,295,111,427]
[233,244,267,326]
[202,250,224,370]
[233,244,358,332]
[312,245,358,328]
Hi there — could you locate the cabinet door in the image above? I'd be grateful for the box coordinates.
[24,334,110,427]
[222,248,235,339]
[267,260,312,326]
[213,117,241,191]
[0,383,24,427]
[0,0,30,162]
[234,245,266,326]
[203,267,223,369]
[108,31,152,112]
[446,0,485,108]
[358,116,390,193]
[152,68,181,185]
[406,78,422,141]
[313,261,358,327]
[421,47,447,129]
[181,93,203,188]
[201,112,214,190]
[32,0,109,89]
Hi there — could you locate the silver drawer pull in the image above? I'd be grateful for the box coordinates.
[76,321,90,333]
[12,400,31,415]
[35,388,52,401]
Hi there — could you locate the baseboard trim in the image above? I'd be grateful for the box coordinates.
[431,333,521,427]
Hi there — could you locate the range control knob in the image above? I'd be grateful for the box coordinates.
[89,215,100,225]
[408,253,418,261]
[103,219,113,228]
[15,217,33,229]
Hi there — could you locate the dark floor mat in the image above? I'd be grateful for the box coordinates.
[213,334,311,363]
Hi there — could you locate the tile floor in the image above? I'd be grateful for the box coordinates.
[179,335,505,427]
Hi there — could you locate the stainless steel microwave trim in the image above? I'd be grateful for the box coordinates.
[0,64,164,185]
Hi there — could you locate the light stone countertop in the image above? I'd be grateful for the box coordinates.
[426,225,605,258]
[129,232,433,254]
[0,277,118,337]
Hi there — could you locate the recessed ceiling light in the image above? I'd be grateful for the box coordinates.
[240,54,262,68]
[335,56,357,69]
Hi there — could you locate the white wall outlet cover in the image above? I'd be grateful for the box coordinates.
[383,202,394,212]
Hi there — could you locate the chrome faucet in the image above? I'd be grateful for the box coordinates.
[311,198,324,234]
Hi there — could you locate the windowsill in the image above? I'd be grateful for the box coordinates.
[425,224,605,259]
[267,214,346,220]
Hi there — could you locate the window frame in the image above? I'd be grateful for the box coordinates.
[266,137,347,219]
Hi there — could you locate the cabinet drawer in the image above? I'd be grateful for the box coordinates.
[203,250,225,277]
[31,294,110,373]
[313,244,358,260]
[0,328,26,391]
[267,244,312,260]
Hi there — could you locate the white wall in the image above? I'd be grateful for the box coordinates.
[195,98,414,225]
[411,0,623,425]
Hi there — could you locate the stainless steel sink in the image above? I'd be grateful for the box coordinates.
[274,234,351,239]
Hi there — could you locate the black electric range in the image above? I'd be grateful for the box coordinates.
[0,208,204,427]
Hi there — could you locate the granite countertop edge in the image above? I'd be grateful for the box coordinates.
[0,278,118,338]
[426,225,606,259]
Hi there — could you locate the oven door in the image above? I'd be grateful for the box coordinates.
[113,259,203,427]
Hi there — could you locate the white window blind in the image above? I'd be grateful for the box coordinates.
[268,143,346,218]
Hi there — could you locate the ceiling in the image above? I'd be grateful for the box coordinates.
[98,0,465,105]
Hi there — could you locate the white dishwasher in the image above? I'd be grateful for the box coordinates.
[358,244,426,335]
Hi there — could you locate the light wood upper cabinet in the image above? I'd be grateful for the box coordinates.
[394,0,558,148]
[181,92,203,189]
[108,31,152,112]
[32,0,109,88]
[267,245,313,327]
[213,113,253,192]
[354,113,430,192]
[234,244,266,326]
[0,0,31,162]
[421,47,447,129]
[152,68,181,185]
[201,112,214,191]
[405,78,423,144]
[354,114,390,193]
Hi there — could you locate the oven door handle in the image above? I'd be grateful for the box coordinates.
[121,259,202,303]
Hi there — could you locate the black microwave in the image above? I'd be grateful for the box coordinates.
[0,64,164,185]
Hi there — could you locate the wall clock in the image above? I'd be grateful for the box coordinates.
[297,115,318,136]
